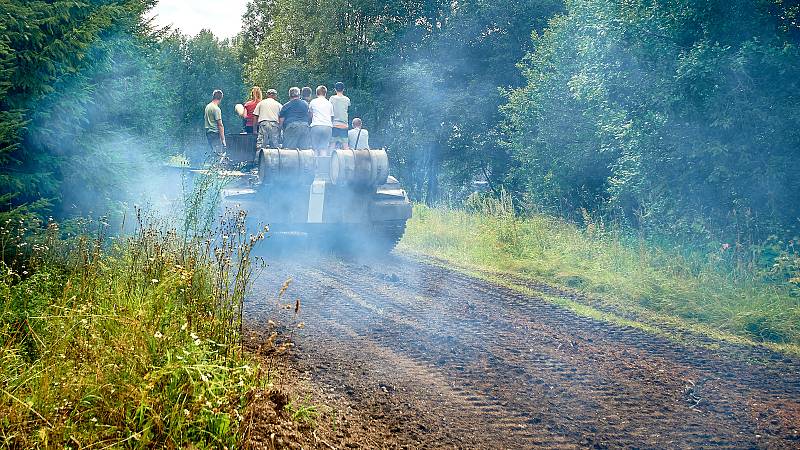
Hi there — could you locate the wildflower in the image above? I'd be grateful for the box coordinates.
[154,331,163,339]
[181,322,188,331]
[151,279,159,284]
[721,243,730,251]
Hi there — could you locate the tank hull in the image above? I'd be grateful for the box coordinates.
[221,145,412,252]
[224,181,412,226]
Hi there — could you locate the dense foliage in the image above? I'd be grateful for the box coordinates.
[240,0,799,248]
[503,0,800,244]
[241,0,562,201]
[0,0,244,223]
[1,0,798,256]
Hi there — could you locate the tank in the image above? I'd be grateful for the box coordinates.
[220,134,412,253]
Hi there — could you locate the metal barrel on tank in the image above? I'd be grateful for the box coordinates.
[329,149,389,187]
[257,148,316,184]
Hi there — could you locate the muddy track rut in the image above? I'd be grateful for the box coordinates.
[245,251,800,449]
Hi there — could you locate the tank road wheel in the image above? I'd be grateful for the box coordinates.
[367,220,407,254]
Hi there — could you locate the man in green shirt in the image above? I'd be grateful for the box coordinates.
[330,82,351,150]
[204,89,226,154]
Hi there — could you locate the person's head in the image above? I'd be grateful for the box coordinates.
[250,86,262,102]
[288,87,300,99]
[335,81,344,93]
[352,117,362,128]
[266,88,278,99]
[212,89,223,102]
[301,86,312,100]
[316,85,327,97]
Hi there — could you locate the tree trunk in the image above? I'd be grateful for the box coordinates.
[426,141,441,205]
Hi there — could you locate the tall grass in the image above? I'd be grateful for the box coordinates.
[400,194,800,353]
[0,169,269,447]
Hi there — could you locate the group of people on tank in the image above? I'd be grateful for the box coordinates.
[239,82,369,155]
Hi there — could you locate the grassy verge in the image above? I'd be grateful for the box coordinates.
[399,200,800,355]
[0,208,270,448]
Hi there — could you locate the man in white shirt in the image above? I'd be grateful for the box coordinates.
[253,88,282,148]
[308,85,333,155]
[348,117,369,149]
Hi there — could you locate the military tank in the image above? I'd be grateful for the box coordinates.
[220,134,412,253]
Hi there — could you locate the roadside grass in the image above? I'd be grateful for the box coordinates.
[399,198,800,355]
[0,206,268,448]
[285,396,319,426]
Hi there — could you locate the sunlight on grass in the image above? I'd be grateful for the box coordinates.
[400,200,800,354]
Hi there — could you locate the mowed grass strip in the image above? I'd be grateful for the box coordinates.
[399,202,800,355]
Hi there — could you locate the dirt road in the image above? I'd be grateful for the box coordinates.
[245,249,800,449]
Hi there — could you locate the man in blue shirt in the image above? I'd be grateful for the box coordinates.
[279,87,310,149]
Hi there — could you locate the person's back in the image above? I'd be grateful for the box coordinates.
[330,82,350,149]
[280,87,309,149]
[348,127,369,149]
[330,94,350,124]
[254,97,282,122]
[254,89,283,148]
[204,101,221,133]
[308,85,333,154]
[242,86,262,134]
[204,89,226,154]
[348,118,369,149]
[281,98,309,125]
[309,97,333,128]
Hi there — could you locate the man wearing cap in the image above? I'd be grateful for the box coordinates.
[204,89,226,154]
[279,87,309,149]
[329,81,351,150]
[253,88,282,148]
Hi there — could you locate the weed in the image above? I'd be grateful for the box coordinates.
[285,396,319,426]
[0,168,269,447]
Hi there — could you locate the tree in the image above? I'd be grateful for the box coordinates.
[503,0,800,243]
[0,0,159,218]
[240,0,561,203]
[0,0,246,220]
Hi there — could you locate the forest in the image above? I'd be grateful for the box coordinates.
[2,1,800,447]
[1,0,799,268]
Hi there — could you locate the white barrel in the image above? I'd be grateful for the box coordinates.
[258,149,315,184]
[330,149,389,187]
